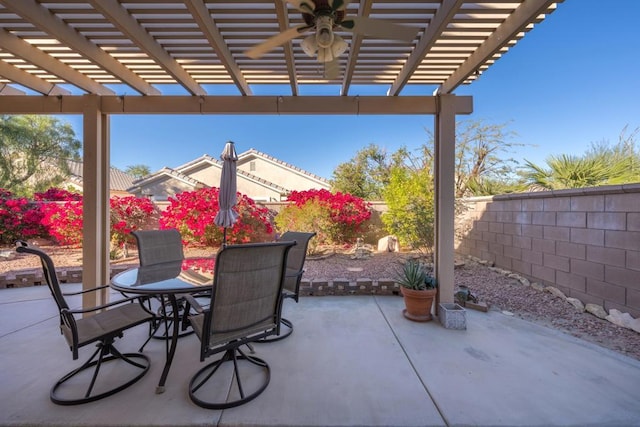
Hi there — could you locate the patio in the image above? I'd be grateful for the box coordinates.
[1,283,639,427]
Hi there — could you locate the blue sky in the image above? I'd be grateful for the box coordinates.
[61,0,640,180]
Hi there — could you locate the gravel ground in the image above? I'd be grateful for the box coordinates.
[3,245,639,362]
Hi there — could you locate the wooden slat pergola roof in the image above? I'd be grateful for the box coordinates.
[0,0,564,310]
[0,0,562,98]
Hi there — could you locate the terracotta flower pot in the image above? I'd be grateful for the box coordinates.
[401,287,437,322]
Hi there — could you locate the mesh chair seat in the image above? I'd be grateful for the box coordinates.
[70,303,154,347]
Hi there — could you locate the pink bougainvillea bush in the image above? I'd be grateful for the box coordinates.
[37,191,157,247]
[159,187,273,247]
[0,189,46,245]
[275,188,371,245]
[40,199,84,246]
[110,196,158,247]
[34,188,82,202]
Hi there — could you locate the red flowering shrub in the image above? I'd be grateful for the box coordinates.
[34,188,82,201]
[276,189,371,244]
[159,187,273,247]
[110,196,158,247]
[0,189,46,244]
[38,193,158,247]
[40,200,83,246]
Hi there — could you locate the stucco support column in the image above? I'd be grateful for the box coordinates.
[434,94,457,306]
[82,95,110,309]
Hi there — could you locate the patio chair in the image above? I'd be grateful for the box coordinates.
[131,228,191,344]
[184,240,295,409]
[15,241,155,405]
[257,231,316,342]
[132,228,184,266]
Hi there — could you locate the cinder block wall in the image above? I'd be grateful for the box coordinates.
[456,184,640,317]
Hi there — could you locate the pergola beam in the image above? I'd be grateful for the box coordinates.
[0,95,473,115]
[0,83,25,95]
[0,0,160,95]
[0,58,70,95]
[341,0,372,96]
[274,0,298,95]
[388,0,464,96]
[185,0,252,96]
[436,0,558,94]
[89,0,207,96]
[0,29,109,95]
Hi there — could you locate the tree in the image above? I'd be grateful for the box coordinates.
[422,119,522,198]
[521,125,640,190]
[0,115,81,196]
[330,144,400,200]
[125,164,151,179]
[382,166,435,252]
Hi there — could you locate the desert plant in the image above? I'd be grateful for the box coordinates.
[395,259,436,290]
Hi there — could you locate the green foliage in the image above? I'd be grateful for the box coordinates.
[330,144,400,200]
[273,199,330,254]
[124,164,151,179]
[521,126,640,190]
[382,167,435,252]
[0,115,81,196]
[395,259,436,290]
[276,189,372,246]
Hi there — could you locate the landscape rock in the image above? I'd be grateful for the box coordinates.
[0,250,16,260]
[585,303,608,319]
[566,297,585,312]
[518,277,531,287]
[544,286,567,300]
[377,235,399,252]
[606,309,640,333]
[531,282,545,292]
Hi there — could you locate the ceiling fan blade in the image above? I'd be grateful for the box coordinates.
[341,17,418,42]
[285,0,316,15]
[245,24,312,59]
[329,0,348,12]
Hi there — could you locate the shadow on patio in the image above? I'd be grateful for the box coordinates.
[1,284,639,427]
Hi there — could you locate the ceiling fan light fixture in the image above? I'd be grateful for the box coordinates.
[315,15,335,48]
[331,34,348,57]
[317,47,332,63]
[301,34,318,56]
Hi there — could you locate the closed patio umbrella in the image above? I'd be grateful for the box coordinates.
[214,141,239,246]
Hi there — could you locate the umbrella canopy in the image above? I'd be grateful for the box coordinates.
[214,141,239,238]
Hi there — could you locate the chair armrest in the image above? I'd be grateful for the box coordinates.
[183,294,205,314]
[65,295,147,315]
[62,284,110,296]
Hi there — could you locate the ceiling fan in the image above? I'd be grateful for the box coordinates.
[244,0,419,77]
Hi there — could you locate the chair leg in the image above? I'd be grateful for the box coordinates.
[189,347,270,409]
[51,339,150,406]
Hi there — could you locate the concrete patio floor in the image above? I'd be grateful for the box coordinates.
[1,284,639,427]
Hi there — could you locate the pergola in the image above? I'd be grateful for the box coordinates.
[0,0,562,310]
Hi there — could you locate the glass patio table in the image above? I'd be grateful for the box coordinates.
[110,258,214,393]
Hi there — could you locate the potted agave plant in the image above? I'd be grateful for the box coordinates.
[396,259,437,322]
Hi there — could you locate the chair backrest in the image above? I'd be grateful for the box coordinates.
[132,228,184,266]
[279,231,316,296]
[15,241,69,313]
[203,241,295,350]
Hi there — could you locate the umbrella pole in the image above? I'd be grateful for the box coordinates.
[222,227,227,248]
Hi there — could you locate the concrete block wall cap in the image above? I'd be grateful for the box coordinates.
[621,182,640,193]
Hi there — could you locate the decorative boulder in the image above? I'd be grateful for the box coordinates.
[377,235,399,252]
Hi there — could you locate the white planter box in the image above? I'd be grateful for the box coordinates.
[438,303,466,330]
